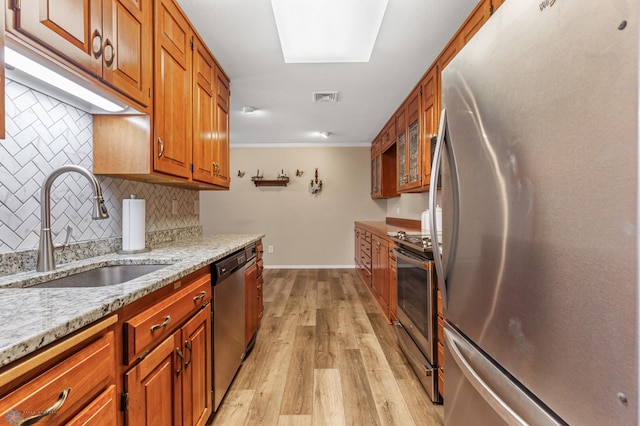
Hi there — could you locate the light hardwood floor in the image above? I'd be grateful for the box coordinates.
[208,269,444,426]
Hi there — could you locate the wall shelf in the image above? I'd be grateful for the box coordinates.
[251,177,290,187]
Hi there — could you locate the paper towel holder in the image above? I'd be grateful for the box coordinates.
[117,194,151,254]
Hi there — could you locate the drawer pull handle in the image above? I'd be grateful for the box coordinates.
[176,348,185,376]
[185,341,192,367]
[193,291,207,303]
[19,387,71,425]
[150,315,171,331]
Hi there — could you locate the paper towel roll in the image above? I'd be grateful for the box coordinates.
[122,197,146,251]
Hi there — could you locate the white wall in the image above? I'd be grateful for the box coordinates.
[200,146,387,267]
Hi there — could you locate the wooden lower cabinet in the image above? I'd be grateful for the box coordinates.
[246,240,264,348]
[124,331,182,425]
[122,267,213,426]
[355,224,398,324]
[388,241,398,322]
[372,234,390,321]
[124,306,212,426]
[0,317,117,425]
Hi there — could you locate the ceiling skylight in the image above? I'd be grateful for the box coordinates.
[270,0,389,63]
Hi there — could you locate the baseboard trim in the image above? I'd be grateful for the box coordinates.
[264,265,355,269]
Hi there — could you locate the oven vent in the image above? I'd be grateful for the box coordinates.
[312,91,339,102]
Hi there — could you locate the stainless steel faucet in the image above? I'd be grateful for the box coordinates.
[37,165,109,272]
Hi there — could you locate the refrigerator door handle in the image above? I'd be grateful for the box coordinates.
[430,108,458,309]
[444,323,564,426]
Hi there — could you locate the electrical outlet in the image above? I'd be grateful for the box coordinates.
[268,245,274,253]
[172,200,178,215]
[396,207,400,215]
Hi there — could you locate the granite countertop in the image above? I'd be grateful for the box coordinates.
[0,233,264,368]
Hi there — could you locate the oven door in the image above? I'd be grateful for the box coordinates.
[394,247,437,366]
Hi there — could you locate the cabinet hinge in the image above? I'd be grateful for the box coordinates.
[190,39,194,50]
[121,391,129,411]
[489,4,494,15]
[12,0,20,11]
[190,163,194,173]
[148,87,151,97]
[420,86,423,96]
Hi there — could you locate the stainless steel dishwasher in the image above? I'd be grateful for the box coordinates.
[211,244,255,410]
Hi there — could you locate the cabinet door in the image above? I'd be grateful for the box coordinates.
[460,0,492,46]
[406,87,421,190]
[420,68,437,189]
[125,332,182,426]
[154,0,192,179]
[372,235,389,319]
[388,247,398,322]
[181,307,213,426]
[213,66,231,187]
[245,262,258,346]
[192,36,216,185]
[102,0,152,106]
[396,106,407,188]
[10,0,103,76]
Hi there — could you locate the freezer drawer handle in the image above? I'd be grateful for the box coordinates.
[444,325,562,426]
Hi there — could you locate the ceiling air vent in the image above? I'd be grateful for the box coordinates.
[312,91,339,103]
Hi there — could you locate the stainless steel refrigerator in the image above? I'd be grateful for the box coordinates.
[429,1,637,424]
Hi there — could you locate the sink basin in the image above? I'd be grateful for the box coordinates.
[29,264,169,288]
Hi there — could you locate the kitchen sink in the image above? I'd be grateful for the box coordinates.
[29,264,169,288]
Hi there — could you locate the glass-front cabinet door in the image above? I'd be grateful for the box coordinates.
[405,86,422,190]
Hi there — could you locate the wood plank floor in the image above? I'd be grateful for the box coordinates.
[208,269,444,426]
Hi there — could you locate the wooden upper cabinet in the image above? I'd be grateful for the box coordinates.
[93,0,230,190]
[153,0,192,179]
[9,0,103,76]
[192,36,217,185]
[102,0,152,107]
[405,86,421,190]
[213,66,230,187]
[460,0,492,46]
[420,68,437,189]
[7,0,152,108]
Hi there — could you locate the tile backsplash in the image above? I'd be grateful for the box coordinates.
[0,79,200,256]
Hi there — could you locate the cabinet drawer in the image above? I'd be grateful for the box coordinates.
[361,253,372,271]
[124,274,211,363]
[361,241,372,257]
[438,368,444,398]
[0,332,115,425]
[256,242,264,261]
[437,316,444,344]
[437,289,443,316]
[364,231,372,243]
[257,258,264,277]
[66,384,117,425]
[438,342,444,369]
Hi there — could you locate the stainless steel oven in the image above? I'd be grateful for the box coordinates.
[392,234,441,403]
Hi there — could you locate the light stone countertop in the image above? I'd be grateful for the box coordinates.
[0,233,264,368]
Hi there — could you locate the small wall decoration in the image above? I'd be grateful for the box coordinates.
[309,168,323,194]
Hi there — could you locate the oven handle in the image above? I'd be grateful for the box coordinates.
[393,247,430,269]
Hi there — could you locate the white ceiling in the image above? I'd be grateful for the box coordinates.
[177,0,479,147]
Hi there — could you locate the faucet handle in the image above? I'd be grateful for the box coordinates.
[55,226,73,251]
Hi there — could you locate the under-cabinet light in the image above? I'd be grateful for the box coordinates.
[270,0,389,63]
[4,47,126,113]
[319,131,331,138]
[242,106,257,114]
